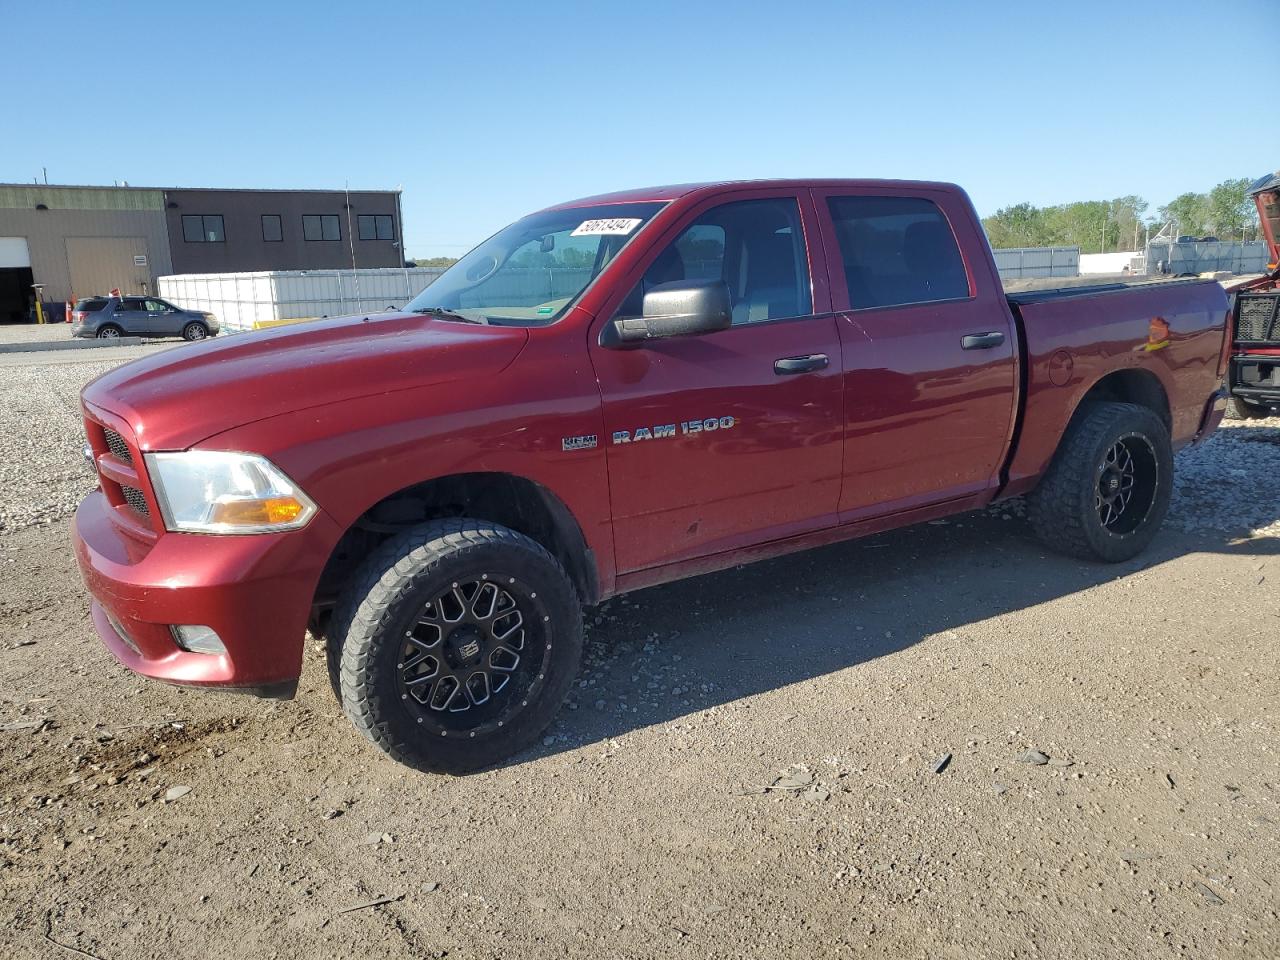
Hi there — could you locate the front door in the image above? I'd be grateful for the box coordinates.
[589,191,845,574]
[111,297,152,335]
[813,187,1018,520]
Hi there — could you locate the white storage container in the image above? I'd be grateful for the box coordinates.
[157,267,448,332]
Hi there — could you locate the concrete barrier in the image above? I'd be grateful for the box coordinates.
[0,337,144,355]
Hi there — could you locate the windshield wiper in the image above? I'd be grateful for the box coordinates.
[412,306,485,324]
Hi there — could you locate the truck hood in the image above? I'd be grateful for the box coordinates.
[82,312,530,450]
[1248,170,1280,270]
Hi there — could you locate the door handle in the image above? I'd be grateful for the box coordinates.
[961,331,1006,350]
[774,354,829,375]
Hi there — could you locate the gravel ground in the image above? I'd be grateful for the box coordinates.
[0,324,91,345]
[1,350,1278,959]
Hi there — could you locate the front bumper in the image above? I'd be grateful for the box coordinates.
[72,490,340,696]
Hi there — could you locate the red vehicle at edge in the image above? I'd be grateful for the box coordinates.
[73,179,1231,772]
[1224,170,1280,418]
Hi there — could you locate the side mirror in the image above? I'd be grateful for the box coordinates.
[603,279,732,347]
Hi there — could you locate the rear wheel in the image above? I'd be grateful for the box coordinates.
[1225,396,1273,420]
[333,519,582,773]
[182,321,208,341]
[1028,402,1173,562]
[96,325,122,340]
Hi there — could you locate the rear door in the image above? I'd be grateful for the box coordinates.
[812,186,1017,520]
[112,297,151,335]
[588,189,844,573]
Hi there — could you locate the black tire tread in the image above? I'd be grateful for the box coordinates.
[1027,402,1170,562]
[332,518,579,772]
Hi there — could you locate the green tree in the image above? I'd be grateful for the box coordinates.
[412,256,459,268]
[982,202,1052,248]
[1205,178,1258,240]
[1158,192,1210,238]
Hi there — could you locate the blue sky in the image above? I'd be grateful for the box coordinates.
[3,0,1277,258]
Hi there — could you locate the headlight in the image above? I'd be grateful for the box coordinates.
[144,451,317,534]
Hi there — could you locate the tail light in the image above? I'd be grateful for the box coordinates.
[1217,302,1234,379]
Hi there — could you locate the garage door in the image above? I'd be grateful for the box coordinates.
[0,237,31,268]
[65,237,151,298]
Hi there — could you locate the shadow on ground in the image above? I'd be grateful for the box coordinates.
[513,506,1280,768]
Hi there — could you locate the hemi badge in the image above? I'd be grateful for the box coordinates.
[562,435,598,451]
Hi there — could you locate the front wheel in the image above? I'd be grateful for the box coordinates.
[333,519,582,773]
[1028,402,1173,562]
[182,321,208,341]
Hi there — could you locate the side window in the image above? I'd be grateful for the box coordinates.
[144,299,169,312]
[827,196,969,309]
[117,299,146,312]
[262,214,283,242]
[616,198,811,325]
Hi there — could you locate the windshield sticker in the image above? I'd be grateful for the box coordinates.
[571,218,643,237]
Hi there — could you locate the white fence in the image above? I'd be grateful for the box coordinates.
[158,267,447,332]
[991,246,1080,280]
[1143,240,1267,277]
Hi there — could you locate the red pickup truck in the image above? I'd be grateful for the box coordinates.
[1224,169,1280,418]
[73,179,1230,772]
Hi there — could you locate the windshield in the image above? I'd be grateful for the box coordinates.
[405,201,665,324]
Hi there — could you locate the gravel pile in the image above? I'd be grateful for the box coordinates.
[0,359,120,535]
[1,353,1277,538]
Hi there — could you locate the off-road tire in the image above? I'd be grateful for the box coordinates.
[96,325,122,339]
[1027,402,1173,563]
[182,321,209,342]
[332,519,582,773]
[1225,396,1272,420]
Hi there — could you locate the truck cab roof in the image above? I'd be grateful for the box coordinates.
[541,178,965,211]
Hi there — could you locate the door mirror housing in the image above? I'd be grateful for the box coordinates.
[603,279,732,347]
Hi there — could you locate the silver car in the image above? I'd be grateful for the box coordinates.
[70,296,220,341]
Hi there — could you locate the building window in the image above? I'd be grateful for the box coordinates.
[182,214,225,243]
[261,214,283,242]
[303,214,341,241]
[358,214,395,241]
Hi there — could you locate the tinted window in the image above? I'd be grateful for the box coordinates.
[304,214,341,241]
[827,196,969,309]
[144,299,170,312]
[76,298,109,312]
[117,299,147,312]
[617,198,811,325]
[182,214,224,243]
[262,214,282,242]
[358,214,394,240]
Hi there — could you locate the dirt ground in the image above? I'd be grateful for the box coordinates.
[1,363,1278,959]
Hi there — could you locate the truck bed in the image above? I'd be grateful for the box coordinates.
[1005,275,1209,305]
[1000,276,1229,498]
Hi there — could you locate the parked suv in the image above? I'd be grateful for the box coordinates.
[71,296,219,341]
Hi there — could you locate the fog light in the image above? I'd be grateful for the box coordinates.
[171,624,226,655]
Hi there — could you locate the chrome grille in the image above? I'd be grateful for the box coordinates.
[1236,294,1280,344]
[103,427,133,464]
[121,485,149,517]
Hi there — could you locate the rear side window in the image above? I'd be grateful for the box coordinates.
[75,298,108,312]
[827,196,969,309]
